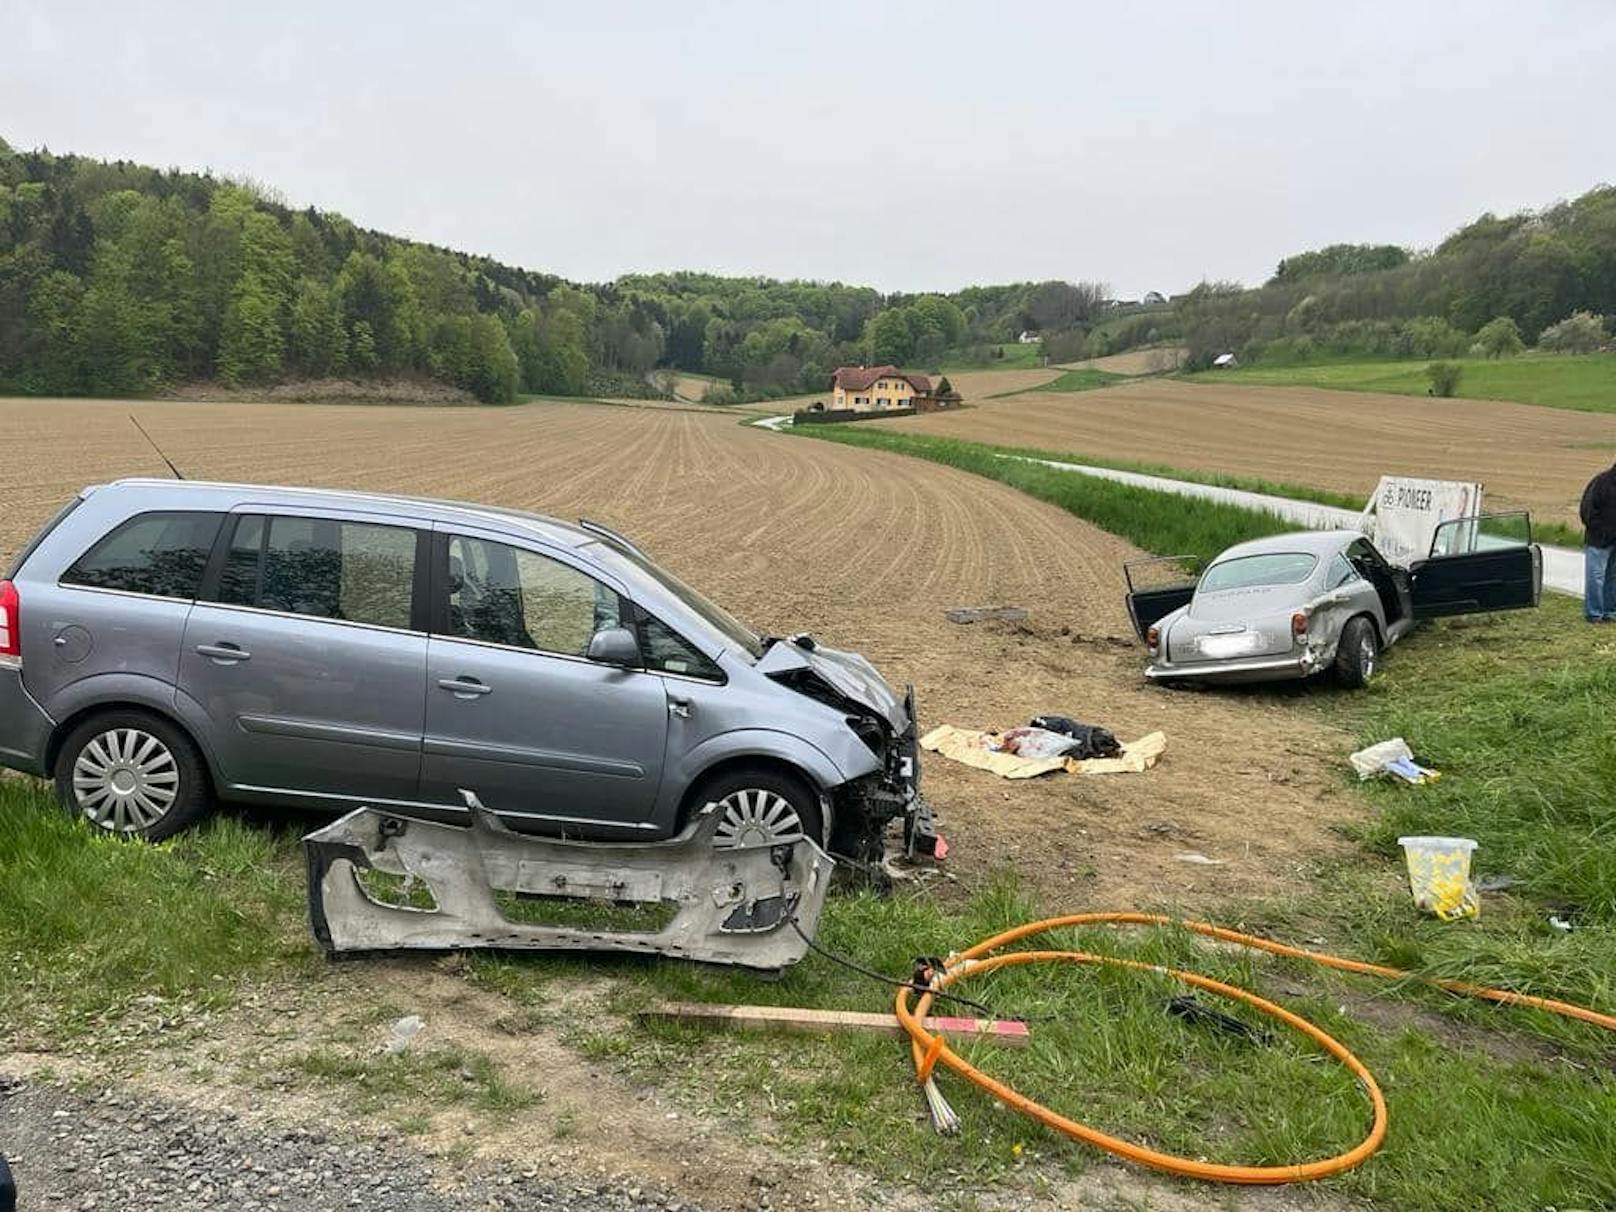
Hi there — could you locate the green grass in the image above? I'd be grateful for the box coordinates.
[788,425,1309,562]
[1184,352,1616,414]
[938,343,1047,371]
[0,788,309,1037]
[988,367,1127,397]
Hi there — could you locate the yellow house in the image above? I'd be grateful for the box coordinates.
[830,365,932,411]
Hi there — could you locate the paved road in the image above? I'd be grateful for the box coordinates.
[756,417,1582,599]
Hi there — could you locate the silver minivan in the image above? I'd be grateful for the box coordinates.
[0,480,925,860]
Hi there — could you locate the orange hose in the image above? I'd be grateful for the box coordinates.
[894,913,1616,1185]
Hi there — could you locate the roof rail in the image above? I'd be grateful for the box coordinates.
[577,518,646,558]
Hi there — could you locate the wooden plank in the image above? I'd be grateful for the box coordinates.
[642,1001,1030,1047]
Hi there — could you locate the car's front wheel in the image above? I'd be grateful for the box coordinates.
[1334,616,1379,689]
[698,766,825,852]
[54,711,212,841]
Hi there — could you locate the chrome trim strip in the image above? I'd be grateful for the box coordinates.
[190,599,426,638]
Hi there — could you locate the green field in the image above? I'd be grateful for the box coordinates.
[938,341,1047,371]
[989,366,1127,397]
[1184,353,1616,414]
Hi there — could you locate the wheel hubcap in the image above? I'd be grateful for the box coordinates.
[72,728,179,833]
[711,789,804,850]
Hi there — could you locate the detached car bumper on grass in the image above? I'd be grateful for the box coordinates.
[1126,514,1542,689]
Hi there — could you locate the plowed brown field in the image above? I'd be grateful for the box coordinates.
[878,378,1616,527]
[0,395,1353,910]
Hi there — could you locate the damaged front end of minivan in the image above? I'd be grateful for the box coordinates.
[753,637,939,869]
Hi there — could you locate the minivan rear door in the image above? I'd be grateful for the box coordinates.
[1410,512,1542,618]
[418,527,669,836]
[176,509,430,806]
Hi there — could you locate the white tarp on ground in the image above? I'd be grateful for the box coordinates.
[1358,476,1484,566]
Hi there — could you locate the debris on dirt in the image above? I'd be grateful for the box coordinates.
[945,606,1029,624]
[1549,915,1575,932]
[1028,715,1123,759]
[921,723,1168,780]
[1068,732,1167,775]
[384,1015,425,1054]
[1175,852,1223,866]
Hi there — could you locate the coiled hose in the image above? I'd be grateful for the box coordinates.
[894,912,1616,1185]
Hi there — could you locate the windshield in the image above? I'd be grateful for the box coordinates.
[1199,552,1317,593]
[588,541,765,660]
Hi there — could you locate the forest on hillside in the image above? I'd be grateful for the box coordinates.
[1179,186,1616,368]
[0,139,1112,404]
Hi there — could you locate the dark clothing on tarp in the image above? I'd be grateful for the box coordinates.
[1580,466,1616,548]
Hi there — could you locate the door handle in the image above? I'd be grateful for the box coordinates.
[437,676,493,698]
[196,643,250,663]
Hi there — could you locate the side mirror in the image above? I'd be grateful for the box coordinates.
[586,626,641,668]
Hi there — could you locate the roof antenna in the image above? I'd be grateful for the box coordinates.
[129,415,185,480]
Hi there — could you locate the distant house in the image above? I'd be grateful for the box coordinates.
[830,365,932,411]
[1212,352,1238,369]
[1143,290,1167,306]
[1016,330,1039,344]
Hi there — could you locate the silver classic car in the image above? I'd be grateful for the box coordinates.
[1124,514,1541,687]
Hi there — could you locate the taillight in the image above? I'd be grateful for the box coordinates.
[1146,624,1160,653]
[0,579,18,660]
[1291,611,1309,639]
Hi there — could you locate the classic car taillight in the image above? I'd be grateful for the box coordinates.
[1146,624,1160,653]
[1291,611,1309,638]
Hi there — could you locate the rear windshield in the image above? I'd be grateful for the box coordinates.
[1200,552,1317,593]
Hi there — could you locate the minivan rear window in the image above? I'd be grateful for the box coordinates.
[61,511,222,600]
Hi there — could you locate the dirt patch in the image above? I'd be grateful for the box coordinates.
[879,376,1613,529]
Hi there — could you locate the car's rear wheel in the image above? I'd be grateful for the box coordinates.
[54,711,212,841]
[1334,616,1379,689]
[698,766,825,851]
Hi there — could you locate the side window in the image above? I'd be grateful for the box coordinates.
[209,514,417,629]
[446,535,623,656]
[62,511,222,600]
[1326,553,1359,589]
[640,615,722,681]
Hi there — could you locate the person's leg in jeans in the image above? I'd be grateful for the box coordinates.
[1604,545,1616,621]
[1587,544,1615,621]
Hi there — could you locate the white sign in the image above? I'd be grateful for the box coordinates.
[1360,476,1483,565]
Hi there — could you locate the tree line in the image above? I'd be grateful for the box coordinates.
[0,139,1115,405]
[1175,186,1616,368]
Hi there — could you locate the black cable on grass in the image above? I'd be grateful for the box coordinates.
[785,917,1064,1023]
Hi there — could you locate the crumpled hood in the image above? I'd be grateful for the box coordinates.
[1187,585,1305,624]
[756,640,909,731]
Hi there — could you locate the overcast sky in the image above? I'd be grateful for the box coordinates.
[6,1,1613,297]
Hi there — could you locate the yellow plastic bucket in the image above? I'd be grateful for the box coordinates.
[1397,836,1479,920]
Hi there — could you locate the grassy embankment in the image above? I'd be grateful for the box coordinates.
[2,429,1612,1209]
[1183,352,1616,415]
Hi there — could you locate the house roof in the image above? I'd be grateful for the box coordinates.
[832,365,932,394]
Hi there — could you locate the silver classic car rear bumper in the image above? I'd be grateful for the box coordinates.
[1145,646,1329,684]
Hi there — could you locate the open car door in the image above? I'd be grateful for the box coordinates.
[1410,511,1541,618]
[1124,555,1199,640]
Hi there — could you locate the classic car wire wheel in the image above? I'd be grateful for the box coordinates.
[710,788,805,850]
[72,726,181,833]
[895,912,1616,1184]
